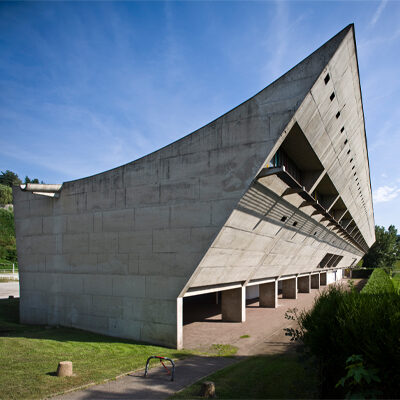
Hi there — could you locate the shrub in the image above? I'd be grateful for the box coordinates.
[294,285,400,398]
[0,208,16,263]
[362,268,394,294]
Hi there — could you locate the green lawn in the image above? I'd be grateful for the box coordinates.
[0,298,234,400]
[171,353,319,399]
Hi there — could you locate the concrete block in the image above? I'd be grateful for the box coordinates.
[211,199,237,226]
[18,254,46,272]
[135,206,170,230]
[126,184,160,207]
[142,299,176,325]
[102,209,134,232]
[63,233,89,254]
[69,254,98,274]
[93,212,102,232]
[124,158,159,186]
[160,179,199,204]
[29,235,58,255]
[112,275,146,297]
[140,321,177,348]
[145,276,186,300]
[83,274,113,296]
[259,281,278,308]
[98,253,129,274]
[89,232,118,253]
[29,197,54,217]
[119,231,152,253]
[91,295,123,318]
[221,287,246,322]
[108,318,141,340]
[67,214,93,233]
[87,190,115,211]
[15,217,42,236]
[153,228,191,253]
[282,277,297,299]
[45,255,70,273]
[43,215,67,234]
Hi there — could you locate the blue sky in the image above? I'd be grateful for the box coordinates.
[0,1,399,230]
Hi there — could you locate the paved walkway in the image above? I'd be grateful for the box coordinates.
[54,356,238,400]
[0,281,19,299]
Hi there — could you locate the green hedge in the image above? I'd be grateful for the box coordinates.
[297,284,400,398]
[362,268,395,294]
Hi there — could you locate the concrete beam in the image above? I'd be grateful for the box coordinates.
[306,170,326,194]
[320,272,327,286]
[177,297,183,349]
[311,273,320,289]
[221,287,246,322]
[282,277,297,299]
[298,275,311,293]
[259,281,277,308]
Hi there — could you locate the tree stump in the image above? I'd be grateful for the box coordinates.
[200,381,216,398]
[57,361,73,377]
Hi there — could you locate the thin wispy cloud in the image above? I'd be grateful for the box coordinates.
[369,0,388,27]
[373,185,400,204]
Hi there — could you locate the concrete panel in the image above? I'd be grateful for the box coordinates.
[259,281,278,308]
[221,287,246,322]
[282,277,297,299]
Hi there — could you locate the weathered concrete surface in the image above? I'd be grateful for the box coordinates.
[259,281,277,308]
[13,24,375,348]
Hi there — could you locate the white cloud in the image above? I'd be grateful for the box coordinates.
[370,0,388,27]
[373,185,400,203]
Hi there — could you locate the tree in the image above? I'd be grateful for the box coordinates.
[0,184,12,206]
[363,225,400,270]
[24,176,40,184]
[0,170,21,187]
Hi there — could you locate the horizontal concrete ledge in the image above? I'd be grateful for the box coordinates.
[183,267,346,297]
[247,277,276,287]
[183,282,243,297]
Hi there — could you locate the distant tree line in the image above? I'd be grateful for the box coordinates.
[363,225,400,270]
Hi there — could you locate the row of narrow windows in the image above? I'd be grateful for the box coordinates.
[324,71,367,221]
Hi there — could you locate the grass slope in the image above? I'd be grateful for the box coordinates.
[171,353,319,399]
[0,298,234,399]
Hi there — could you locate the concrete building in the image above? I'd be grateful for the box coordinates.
[13,24,375,349]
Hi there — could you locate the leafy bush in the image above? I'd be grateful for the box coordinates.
[362,268,395,294]
[293,285,400,398]
[0,184,12,206]
[0,208,17,263]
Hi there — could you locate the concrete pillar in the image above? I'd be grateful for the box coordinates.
[320,272,327,286]
[177,297,183,349]
[298,275,311,293]
[282,278,297,299]
[221,287,246,322]
[259,280,278,308]
[311,273,320,289]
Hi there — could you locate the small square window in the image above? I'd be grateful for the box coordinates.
[336,111,341,119]
[281,216,287,222]
[330,92,335,101]
[324,74,330,84]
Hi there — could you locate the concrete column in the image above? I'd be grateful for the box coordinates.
[221,287,246,322]
[282,278,297,299]
[320,272,327,286]
[259,281,278,308]
[298,275,311,293]
[311,273,320,289]
[176,297,183,349]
